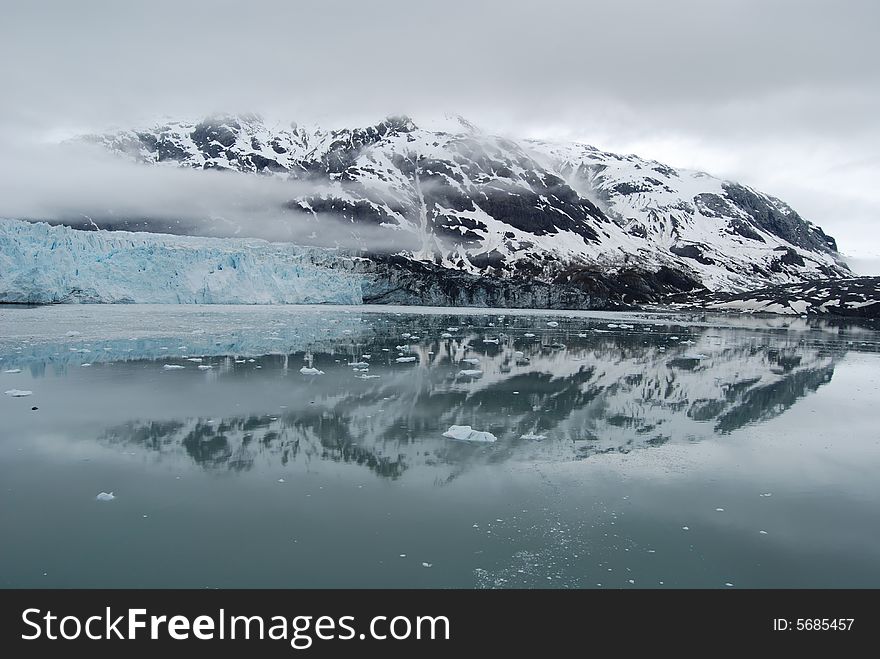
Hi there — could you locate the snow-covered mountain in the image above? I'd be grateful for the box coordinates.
[80,113,849,302]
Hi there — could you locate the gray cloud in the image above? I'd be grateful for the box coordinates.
[1,0,878,260]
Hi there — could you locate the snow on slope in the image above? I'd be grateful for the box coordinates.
[83,114,849,296]
[0,219,363,304]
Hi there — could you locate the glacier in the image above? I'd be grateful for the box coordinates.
[0,219,364,304]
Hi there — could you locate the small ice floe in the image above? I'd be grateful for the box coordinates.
[395,345,408,351]
[546,321,559,327]
[197,365,213,370]
[482,338,499,344]
[95,491,115,501]
[715,508,725,512]
[682,353,709,360]
[607,323,619,328]
[447,327,459,332]
[395,356,417,363]
[362,355,371,360]
[422,562,433,568]
[277,478,286,483]
[441,332,453,339]
[513,351,524,358]
[348,361,370,368]
[670,336,680,340]
[4,389,32,397]
[300,367,325,375]
[234,359,246,363]
[618,323,634,329]
[442,425,497,443]
[65,330,82,337]
[81,363,92,367]
[381,348,390,352]
[186,357,203,363]
[681,526,690,531]
[457,369,483,378]
[523,333,536,338]
[4,368,22,373]
[724,582,734,587]
[759,530,768,535]
[577,333,588,338]
[519,433,547,440]
[462,357,481,365]
[163,364,185,370]
[356,374,381,380]
[759,492,772,498]
[247,359,256,363]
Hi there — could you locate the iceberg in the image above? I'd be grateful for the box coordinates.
[442,425,497,443]
[0,219,364,304]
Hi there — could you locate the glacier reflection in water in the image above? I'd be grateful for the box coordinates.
[2,304,879,588]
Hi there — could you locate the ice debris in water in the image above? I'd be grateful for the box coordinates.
[442,425,497,443]
[348,361,369,368]
[96,492,115,501]
[81,363,92,367]
[356,374,381,380]
[519,433,547,440]
[65,330,81,337]
[186,357,203,362]
[197,365,213,370]
[162,364,185,370]
[441,332,453,338]
[462,357,481,365]
[300,367,325,375]
[457,370,483,378]
[395,356,417,363]
[4,368,22,373]
[4,389,32,397]
[524,333,536,338]
[546,321,559,327]
[422,563,433,568]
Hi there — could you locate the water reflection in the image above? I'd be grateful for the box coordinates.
[63,311,856,481]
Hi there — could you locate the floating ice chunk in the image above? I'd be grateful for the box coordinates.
[65,330,81,337]
[577,333,588,338]
[356,374,381,380]
[300,367,325,375]
[395,357,417,363]
[681,526,689,531]
[513,351,524,357]
[618,324,634,329]
[441,332,453,339]
[519,433,547,440]
[682,353,709,360]
[96,492,115,501]
[186,357,203,362]
[442,425,497,443]
[361,355,371,360]
[162,364,185,370]
[483,338,499,344]
[715,508,724,512]
[759,530,768,535]
[446,327,459,332]
[422,562,433,568]
[724,583,734,587]
[457,369,483,378]
[277,478,286,483]
[523,333,536,338]
[759,493,772,498]
[395,345,408,351]
[4,368,22,373]
[401,333,411,338]
[197,365,213,370]
[607,323,619,328]
[81,363,92,367]
[348,361,369,368]
[234,359,246,363]
[4,389,32,397]
[546,321,559,327]
[462,357,481,365]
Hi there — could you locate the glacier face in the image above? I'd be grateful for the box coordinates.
[0,219,364,304]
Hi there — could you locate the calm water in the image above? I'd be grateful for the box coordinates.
[2,304,879,588]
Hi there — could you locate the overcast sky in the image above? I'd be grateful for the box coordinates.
[1,0,878,267]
